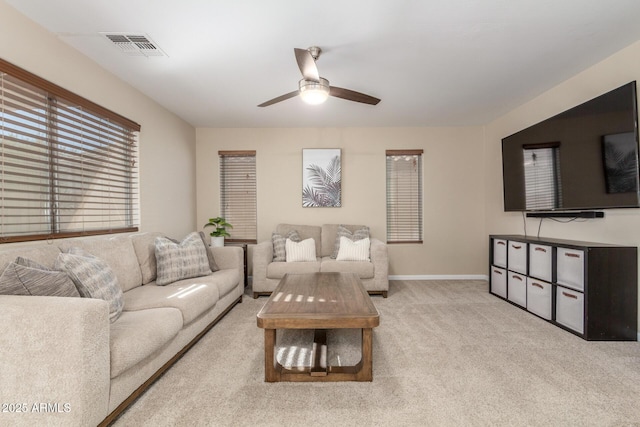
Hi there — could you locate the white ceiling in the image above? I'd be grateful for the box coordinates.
[6,0,640,128]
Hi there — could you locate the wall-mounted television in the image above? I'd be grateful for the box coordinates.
[502,81,640,212]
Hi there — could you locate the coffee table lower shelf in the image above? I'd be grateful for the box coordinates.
[263,328,373,382]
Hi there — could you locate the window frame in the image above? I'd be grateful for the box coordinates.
[0,58,140,243]
[386,149,424,244]
[219,150,257,244]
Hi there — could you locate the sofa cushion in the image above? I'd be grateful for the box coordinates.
[55,247,124,323]
[0,257,80,297]
[276,224,322,258]
[266,261,321,279]
[210,269,240,298]
[320,257,375,279]
[336,236,371,261]
[109,307,183,378]
[155,232,212,286]
[123,276,220,325]
[329,225,370,259]
[286,238,317,262]
[272,230,301,262]
[131,232,165,285]
[58,236,143,292]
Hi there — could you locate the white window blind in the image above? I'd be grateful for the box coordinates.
[523,145,562,210]
[0,59,140,243]
[386,149,423,243]
[219,151,257,243]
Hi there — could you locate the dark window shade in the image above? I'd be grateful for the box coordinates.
[1,60,139,243]
[219,151,257,243]
[386,150,423,243]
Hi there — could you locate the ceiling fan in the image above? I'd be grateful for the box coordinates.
[258,46,381,107]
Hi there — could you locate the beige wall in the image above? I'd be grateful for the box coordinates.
[484,40,640,329]
[0,2,197,241]
[196,126,486,276]
[484,40,640,246]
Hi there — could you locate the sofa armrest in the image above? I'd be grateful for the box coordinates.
[370,238,389,283]
[0,295,110,426]
[252,241,273,285]
[211,246,244,286]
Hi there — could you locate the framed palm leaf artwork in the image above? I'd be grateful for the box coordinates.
[302,148,341,207]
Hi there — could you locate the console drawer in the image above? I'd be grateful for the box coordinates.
[508,240,527,274]
[529,244,552,282]
[526,278,552,320]
[556,286,584,334]
[507,272,527,308]
[490,267,507,298]
[493,239,507,268]
[557,248,584,291]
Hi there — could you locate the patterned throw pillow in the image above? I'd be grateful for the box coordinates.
[55,247,123,323]
[0,257,80,297]
[155,232,212,286]
[272,230,301,262]
[331,225,370,259]
[198,231,219,272]
[336,236,371,261]
[285,238,317,262]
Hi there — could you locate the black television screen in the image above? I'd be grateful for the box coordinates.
[502,81,640,212]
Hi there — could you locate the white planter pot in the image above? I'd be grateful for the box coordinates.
[211,236,225,247]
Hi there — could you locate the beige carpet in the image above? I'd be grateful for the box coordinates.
[113,280,640,426]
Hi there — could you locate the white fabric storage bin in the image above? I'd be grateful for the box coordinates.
[508,240,527,274]
[556,286,584,334]
[526,277,552,320]
[493,239,507,268]
[507,272,527,307]
[557,248,585,291]
[490,267,507,298]
[529,244,552,282]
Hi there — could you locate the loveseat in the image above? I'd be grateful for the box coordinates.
[0,231,243,427]
[252,224,388,298]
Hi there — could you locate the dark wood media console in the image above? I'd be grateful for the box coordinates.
[489,234,637,341]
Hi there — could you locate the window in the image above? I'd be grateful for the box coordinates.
[219,151,257,243]
[0,59,140,243]
[386,149,423,243]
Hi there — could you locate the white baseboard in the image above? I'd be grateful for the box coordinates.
[389,274,489,281]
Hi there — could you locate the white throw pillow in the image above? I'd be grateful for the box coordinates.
[285,238,316,262]
[336,236,370,261]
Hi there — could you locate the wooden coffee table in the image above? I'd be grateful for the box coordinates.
[256,272,380,382]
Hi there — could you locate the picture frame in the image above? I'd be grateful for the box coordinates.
[302,148,341,207]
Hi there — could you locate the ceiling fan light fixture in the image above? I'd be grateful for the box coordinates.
[299,78,330,105]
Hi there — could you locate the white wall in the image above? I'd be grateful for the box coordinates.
[196,126,486,277]
[0,2,196,240]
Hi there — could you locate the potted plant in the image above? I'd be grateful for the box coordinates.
[203,217,233,247]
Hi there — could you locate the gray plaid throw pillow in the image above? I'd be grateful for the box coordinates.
[272,230,301,262]
[155,232,212,286]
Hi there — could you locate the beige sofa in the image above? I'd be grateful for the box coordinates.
[0,232,243,427]
[252,224,388,298]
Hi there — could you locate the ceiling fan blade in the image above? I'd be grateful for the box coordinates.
[294,48,320,82]
[329,86,381,105]
[257,90,299,107]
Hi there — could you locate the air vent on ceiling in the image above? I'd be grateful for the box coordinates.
[100,33,166,57]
